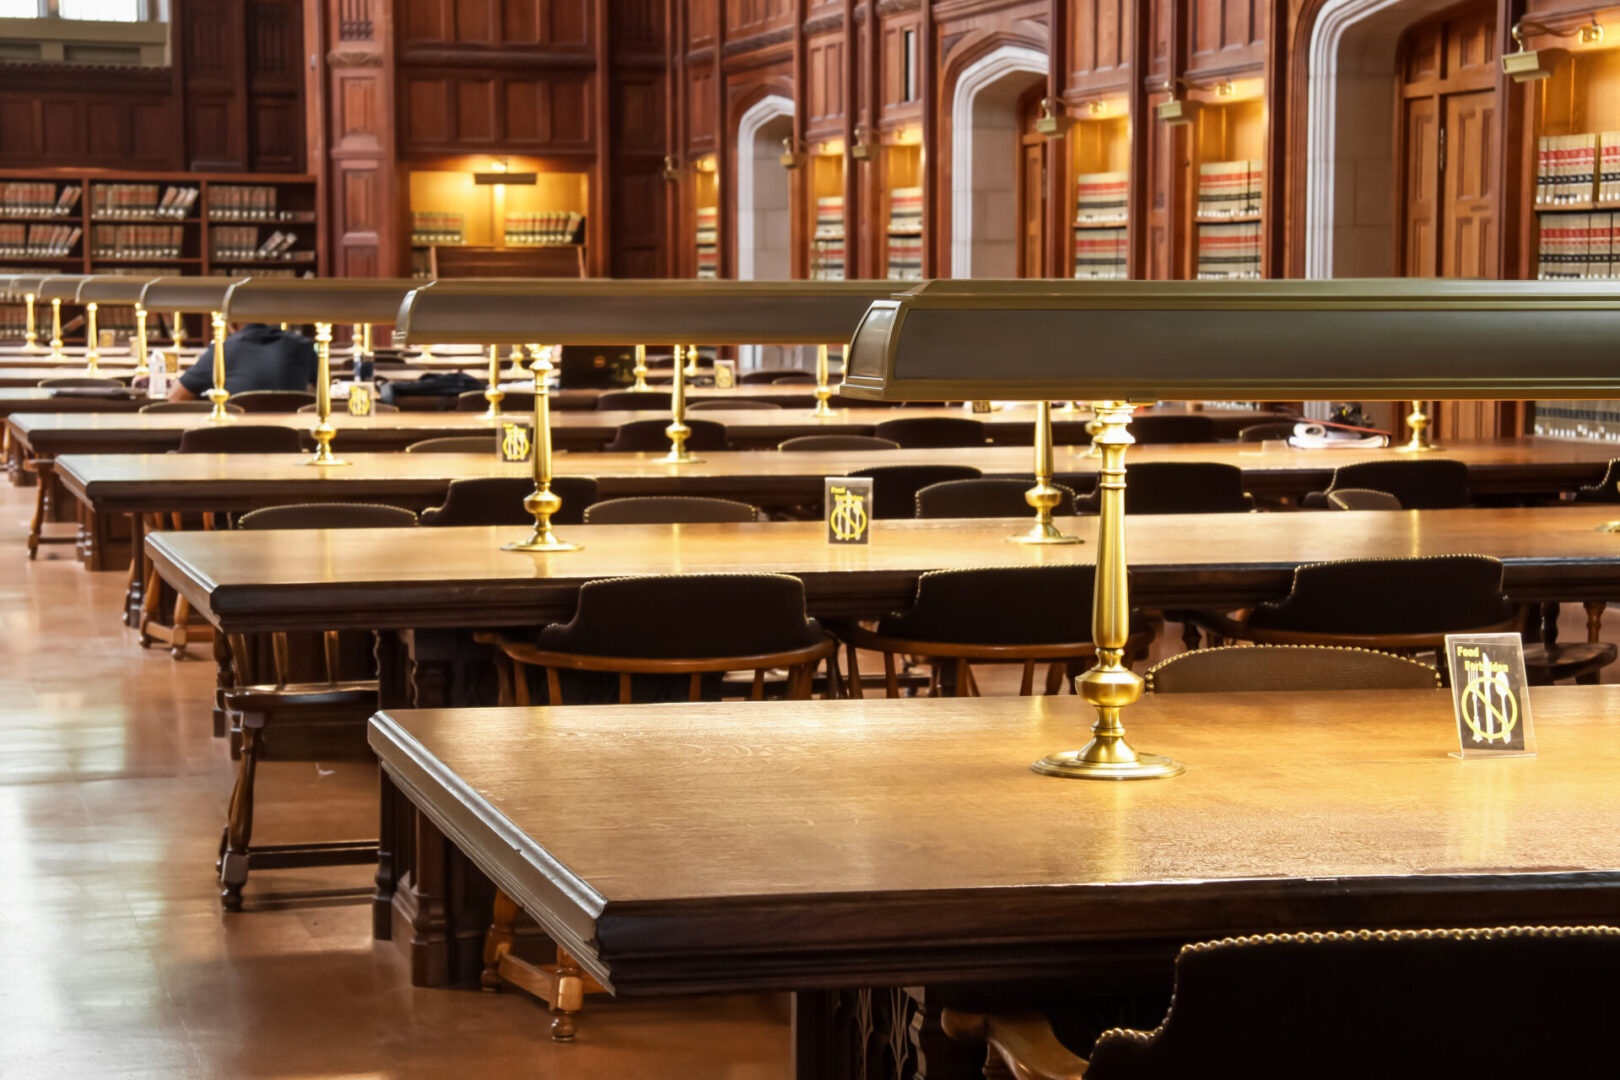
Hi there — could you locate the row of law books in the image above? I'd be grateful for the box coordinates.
[411,211,464,246]
[1073,227,1127,279]
[811,238,845,281]
[503,211,584,246]
[209,266,301,278]
[887,187,923,280]
[91,183,198,219]
[696,205,718,279]
[1075,172,1128,224]
[0,223,80,257]
[209,185,287,221]
[91,224,183,260]
[1535,134,1620,205]
[1,183,79,217]
[1195,222,1263,279]
[1196,160,1263,220]
[815,196,845,239]
[212,227,307,261]
[1535,211,1619,280]
[1532,401,1620,442]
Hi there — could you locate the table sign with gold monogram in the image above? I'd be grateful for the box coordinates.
[1445,633,1536,759]
[345,382,376,417]
[824,477,872,544]
[498,420,533,463]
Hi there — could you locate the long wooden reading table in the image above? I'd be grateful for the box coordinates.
[369,686,1620,1075]
[0,367,136,389]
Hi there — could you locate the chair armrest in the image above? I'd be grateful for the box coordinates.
[941,1009,1090,1080]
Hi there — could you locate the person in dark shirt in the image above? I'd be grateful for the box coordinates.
[169,323,319,402]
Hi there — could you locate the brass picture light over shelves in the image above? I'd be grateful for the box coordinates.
[1502,17,1605,81]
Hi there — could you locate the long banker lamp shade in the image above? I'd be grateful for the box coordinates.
[78,275,161,306]
[35,275,91,303]
[140,277,246,315]
[225,278,423,325]
[394,279,903,346]
[839,279,1620,402]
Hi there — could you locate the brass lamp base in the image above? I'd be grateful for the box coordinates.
[1009,522,1082,545]
[1396,440,1440,453]
[206,394,234,423]
[503,528,582,553]
[1031,747,1184,781]
[1595,522,1620,534]
[812,400,835,418]
[300,452,349,467]
[661,450,703,464]
[481,408,503,422]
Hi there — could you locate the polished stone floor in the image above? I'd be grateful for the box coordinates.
[0,482,789,1078]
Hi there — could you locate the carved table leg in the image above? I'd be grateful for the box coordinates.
[123,513,145,627]
[219,721,261,912]
[481,888,521,990]
[25,458,49,559]
[1585,601,1607,643]
[549,949,585,1042]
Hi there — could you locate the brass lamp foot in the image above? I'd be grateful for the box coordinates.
[300,447,348,467]
[503,528,582,553]
[206,392,234,423]
[1031,746,1184,780]
[1595,522,1620,534]
[1010,522,1081,545]
[661,450,703,464]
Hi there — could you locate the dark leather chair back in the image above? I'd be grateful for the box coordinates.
[1131,414,1217,444]
[405,435,496,453]
[872,416,988,448]
[1327,488,1402,511]
[596,390,671,411]
[230,390,316,413]
[1246,554,1515,636]
[850,464,982,519]
[1146,644,1440,693]
[420,476,597,526]
[1075,462,1251,515]
[778,434,899,452]
[238,503,418,530]
[140,401,243,414]
[688,398,782,411]
[178,425,303,454]
[540,573,822,658]
[739,368,808,384]
[39,377,123,389]
[583,496,758,524]
[1236,420,1299,442]
[914,478,1077,519]
[603,418,728,453]
[877,565,1101,646]
[1326,458,1470,509]
[1573,458,1620,503]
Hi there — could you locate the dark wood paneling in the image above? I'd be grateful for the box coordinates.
[1187,0,1265,75]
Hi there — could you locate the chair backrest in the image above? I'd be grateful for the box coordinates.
[420,475,597,526]
[688,398,782,411]
[779,434,900,452]
[405,435,496,453]
[1326,488,1403,511]
[877,564,1099,646]
[177,424,304,454]
[230,389,317,413]
[298,401,399,413]
[850,464,983,519]
[456,389,536,412]
[596,389,672,411]
[539,573,822,658]
[1084,926,1620,1080]
[140,401,244,414]
[770,371,818,384]
[583,495,758,524]
[914,477,1077,519]
[1327,458,1470,509]
[1246,554,1516,638]
[739,367,807,384]
[1075,462,1251,515]
[39,377,123,388]
[872,416,988,448]
[1146,645,1440,693]
[1573,459,1620,504]
[1130,414,1217,444]
[1236,420,1299,443]
[603,417,728,453]
[238,502,418,530]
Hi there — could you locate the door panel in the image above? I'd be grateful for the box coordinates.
[1441,90,1498,279]
[1018,140,1046,278]
[1402,97,1439,276]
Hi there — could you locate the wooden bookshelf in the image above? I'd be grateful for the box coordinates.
[1190,90,1266,280]
[1529,43,1620,282]
[693,155,718,279]
[881,135,923,281]
[1068,102,1130,279]
[407,163,588,281]
[809,143,847,281]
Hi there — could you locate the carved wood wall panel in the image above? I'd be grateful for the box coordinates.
[806,34,845,136]
[0,92,177,169]
[1070,0,1128,90]
[399,72,594,153]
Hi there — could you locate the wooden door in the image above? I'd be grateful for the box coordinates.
[1016,88,1047,279]
[1441,90,1498,278]
[1401,97,1440,277]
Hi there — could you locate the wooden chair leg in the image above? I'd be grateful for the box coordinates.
[549,949,587,1042]
[845,640,865,700]
[170,593,192,660]
[26,463,47,559]
[1586,601,1607,643]
[219,721,262,912]
[481,888,521,990]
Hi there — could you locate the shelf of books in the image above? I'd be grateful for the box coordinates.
[1069,105,1129,279]
[883,138,923,281]
[408,165,588,278]
[1531,46,1619,282]
[694,155,719,279]
[1191,96,1265,279]
[810,146,846,281]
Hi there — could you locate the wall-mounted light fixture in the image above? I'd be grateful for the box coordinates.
[1087,100,1108,117]
[1502,18,1603,81]
[1035,98,1075,138]
[851,124,876,160]
[1216,80,1236,97]
[780,138,805,169]
[473,158,537,186]
[1154,80,1201,127]
[662,155,682,182]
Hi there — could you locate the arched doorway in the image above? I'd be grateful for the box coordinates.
[736,94,796,369]
[950,44,1048,278]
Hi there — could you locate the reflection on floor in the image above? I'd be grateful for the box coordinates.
[0,482,789,1078]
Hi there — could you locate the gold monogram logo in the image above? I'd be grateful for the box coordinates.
[501,422,532,462]
[1461,672,1518,744]
[828,487,868,542]
[347,385,372,415]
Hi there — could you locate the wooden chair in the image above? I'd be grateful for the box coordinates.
[1130,413,1217,444]
[739,367,810,384]
[38,376,123,388]
[139,401,245,414]
[177,425,304,454]
[914,477,1077,519]
[602,417,728,452]
[851,464,982,519]
[872,415,987,448]
[217,502,418,912]
[405,434,496,453]
[474,572,837,1039]
[778,434,900,452]
[1305,458,1470,509]
[298,400,399,413]
[230,389,317,412]
[688,397,782,411]
[836,564,1150,698]
[1326,488,1403,510]
[456,389,535,412]
[770,371,818,383]
[943,925,1620,1079]
[420,475,597,526]
[1074,462,1252,515]
[1236,420,1299,442]
[1146,645,1440,693]
[583,495,759,524]
[595,389,671,411]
